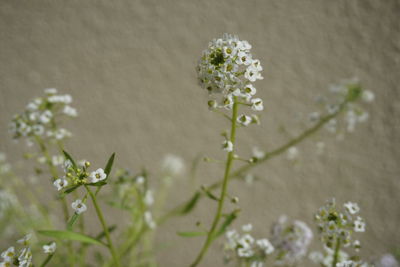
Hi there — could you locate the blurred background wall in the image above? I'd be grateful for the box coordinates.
[0,0,399,266]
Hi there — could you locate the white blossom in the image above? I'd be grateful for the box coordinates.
[71,199,87,214]
[53,178,68,191]
[222,140,233,152]
[42,242,56,254]
[89,168,107,183]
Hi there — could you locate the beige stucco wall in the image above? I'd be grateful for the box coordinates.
[0,0,399,266]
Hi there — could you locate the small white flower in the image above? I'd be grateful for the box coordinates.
[52,155,64,166]
[222,140,233,152]
[237,246,254,258]
[245,66,263,82]
[243,84,257,97]
[32,125,44,136]
[17,234,32,246]
[344,202,360,215]
[18,247,32,267]
[236,51,252,65]
[144,190,154,206]
[337,260,356,267]
[1,247,15,261]
[162,154,184,175]
[242,224,253,232]
[223,94,234,110]
[136,176,145,184]
[362,90,375,103]
[251,98,264,111]
[144,211,156,229]
[237,114,252,126]
[71,199,87,214]
[354,217,366,232]
[256,238,274,255]
[287,147,299,160]
[42,242,56,254]
[63,106,78,117]
[53,178,68,191]
[39,110,53,124]
[89,168,107,183]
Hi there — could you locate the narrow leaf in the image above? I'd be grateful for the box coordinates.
[38,230,105,246]
[204,190,219,201]
[214,211,238,238]
[177,231,207,237]
[63,150,77,169]
[104,153,115,177]
[67,214,80,230]
[95,225,117,241]
[87,181,107,187]
[61,185,80,197]
[179,192,201,215]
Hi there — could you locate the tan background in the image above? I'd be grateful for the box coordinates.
[0,0,399,266]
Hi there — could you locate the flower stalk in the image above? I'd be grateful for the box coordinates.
[191,96,239,267]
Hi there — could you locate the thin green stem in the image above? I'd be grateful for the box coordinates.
[332,238,341,267]
[190,96,239,267]
[40,254,54,267]
[85,185,121,267]
[160,100,348,225]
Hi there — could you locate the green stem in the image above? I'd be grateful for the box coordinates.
[35,135,74,266]
[332,238,341,267]
[190,96,239,267]
[160,100,348,225]
[85,186,121,267]
[40,254,54,267]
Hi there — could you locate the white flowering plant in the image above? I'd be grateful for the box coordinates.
[0,34,397,267]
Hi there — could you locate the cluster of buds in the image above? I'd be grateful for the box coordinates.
[224,224,274,267]
[53,159,107,192]
[270,216,313,266]
[9,88,76,145]
[197,33,264,127]
[314,199,365,253]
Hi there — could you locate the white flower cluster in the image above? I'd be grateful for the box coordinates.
[0,234,33,267]
[9,88,76,144]
[224,224,274,266]
[309,247,370,267]
[309,79,374,135]
[314,199,366,250]
[197,34,264,125]
[270,216,313,266]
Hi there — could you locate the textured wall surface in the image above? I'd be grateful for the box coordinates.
[0,0,399,266]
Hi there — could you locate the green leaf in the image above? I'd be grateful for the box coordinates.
[61,185,81,197]
[214,211,239,238]
[87,181,107,187]
[177,231,207,237]
[104,153,115,177]
[95,225,117,241]
[63,150,77,169]
[38,230,105,246]
[204,190,219,201]
[66,213,80,230]
[179,192,201,215]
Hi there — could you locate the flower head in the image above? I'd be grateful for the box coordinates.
[71,199,87,214]
[89,168,107,183]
